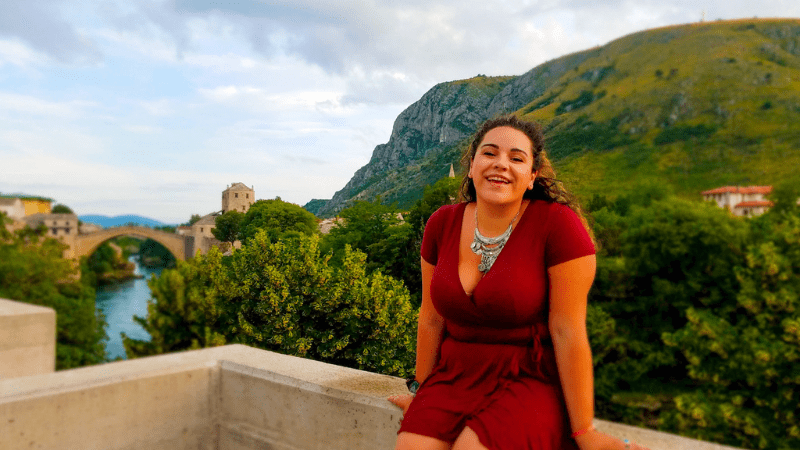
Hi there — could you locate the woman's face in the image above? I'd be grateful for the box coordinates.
[468,126,536,206]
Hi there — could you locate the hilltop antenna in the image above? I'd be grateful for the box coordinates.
[701,10,705,22]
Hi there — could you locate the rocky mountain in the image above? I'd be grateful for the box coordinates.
[314,19,800,217]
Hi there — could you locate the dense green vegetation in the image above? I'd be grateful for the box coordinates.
[239,198,318,242]
[81,241,136,286]
[124,232,417,376]
[139,238,177,268]
[0,213,108,369]
[583,189,800,450]
[212,210,243,247]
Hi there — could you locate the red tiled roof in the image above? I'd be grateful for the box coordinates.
[701,185,773,195]
[734,201,773,208]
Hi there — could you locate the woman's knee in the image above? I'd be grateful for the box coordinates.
[395,432,451,450]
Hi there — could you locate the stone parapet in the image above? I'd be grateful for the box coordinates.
[0,344,747,450]
[0,298,55,379]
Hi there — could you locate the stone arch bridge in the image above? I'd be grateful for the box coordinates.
[69,226,191,262]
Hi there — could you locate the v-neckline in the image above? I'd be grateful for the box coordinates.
[456,201,531,298]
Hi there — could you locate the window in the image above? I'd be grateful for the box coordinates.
[201,227,203,232]
[242,206,245,211]
[235,193,238,198]
[246,194,249,199]
[65,228,70,234]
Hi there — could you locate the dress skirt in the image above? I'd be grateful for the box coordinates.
[398,334,578,450]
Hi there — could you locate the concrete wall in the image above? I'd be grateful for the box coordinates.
[0,343,748,450]
[0,298,55,379]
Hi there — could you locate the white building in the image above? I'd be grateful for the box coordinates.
[0,197,25,220]
[701,186,773,217]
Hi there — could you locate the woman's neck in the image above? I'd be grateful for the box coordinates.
[474,200,525,237]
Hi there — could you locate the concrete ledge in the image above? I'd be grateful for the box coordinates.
[0,298,55,379]
[0,345,746,450]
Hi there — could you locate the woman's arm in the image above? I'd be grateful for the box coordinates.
[548,254,596,436]
[416,257,445,383]
[549,255,649,450]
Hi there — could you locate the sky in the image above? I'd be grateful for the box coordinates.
[1,1,799,224]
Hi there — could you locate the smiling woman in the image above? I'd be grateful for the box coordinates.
[389,115,649,450]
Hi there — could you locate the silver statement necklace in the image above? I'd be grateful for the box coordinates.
[470,206,521,273]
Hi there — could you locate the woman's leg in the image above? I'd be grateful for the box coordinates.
[451,427,489,450]
[395,432,452,450]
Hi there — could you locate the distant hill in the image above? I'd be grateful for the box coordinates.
[79,215,169,228]
[317,18,800,217]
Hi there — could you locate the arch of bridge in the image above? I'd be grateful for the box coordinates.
[72,226,187,262]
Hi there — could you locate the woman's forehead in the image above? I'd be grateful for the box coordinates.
[479,126,533,154]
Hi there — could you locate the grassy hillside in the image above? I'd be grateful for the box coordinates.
[525,19,800,201]
[342,19,800,211]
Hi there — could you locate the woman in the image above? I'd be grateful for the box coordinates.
[389,115,650,450]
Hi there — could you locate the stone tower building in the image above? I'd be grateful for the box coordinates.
[222,182,255,214]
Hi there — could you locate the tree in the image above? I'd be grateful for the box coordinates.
[406,176,460,237]
[0,227,108,369]
[239,199,317,243]
[188,214,202,226]
[767,182,800,216]
[322,198,400,264]
[51,204,74,214]
[662,213,800,449]
[124,247,229,358]
[230,232,417,375]
[125,232,417,376]
[212,210,243,246]
[620,197,748,346]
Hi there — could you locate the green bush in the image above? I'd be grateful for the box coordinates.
[126,233,417,377]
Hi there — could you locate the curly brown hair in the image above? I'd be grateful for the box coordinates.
[458,114,594,241]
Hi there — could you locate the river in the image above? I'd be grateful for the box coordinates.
[95,256,160,360]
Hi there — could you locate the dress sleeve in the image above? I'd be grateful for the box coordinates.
[420,206,446,265]
[545,204,595,268]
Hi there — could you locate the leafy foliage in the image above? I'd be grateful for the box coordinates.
[239,199,318,242]
[127,232,417,376]
[81,242,135,286]
[212,210,243,245]
[51,204,74,214]
[0,218,108,369]
[123,247,228,356]
[662,212,800,449]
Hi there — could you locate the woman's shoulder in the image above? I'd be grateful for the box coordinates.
[427,202,467,225]
[527,199,574,221]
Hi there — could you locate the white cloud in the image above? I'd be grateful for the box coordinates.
[0,92,89,117]
[0,38,52,69]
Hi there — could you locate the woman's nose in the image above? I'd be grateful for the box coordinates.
[494,155,509,169]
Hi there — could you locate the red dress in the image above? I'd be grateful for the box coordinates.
[398,200,596,449]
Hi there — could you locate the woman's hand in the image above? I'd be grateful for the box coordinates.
[574,429,652,450]
[388,394,414,415]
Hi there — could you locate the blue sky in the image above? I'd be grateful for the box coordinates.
[2,0,799,223]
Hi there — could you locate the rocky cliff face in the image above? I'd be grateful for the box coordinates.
[315,49,596,217]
